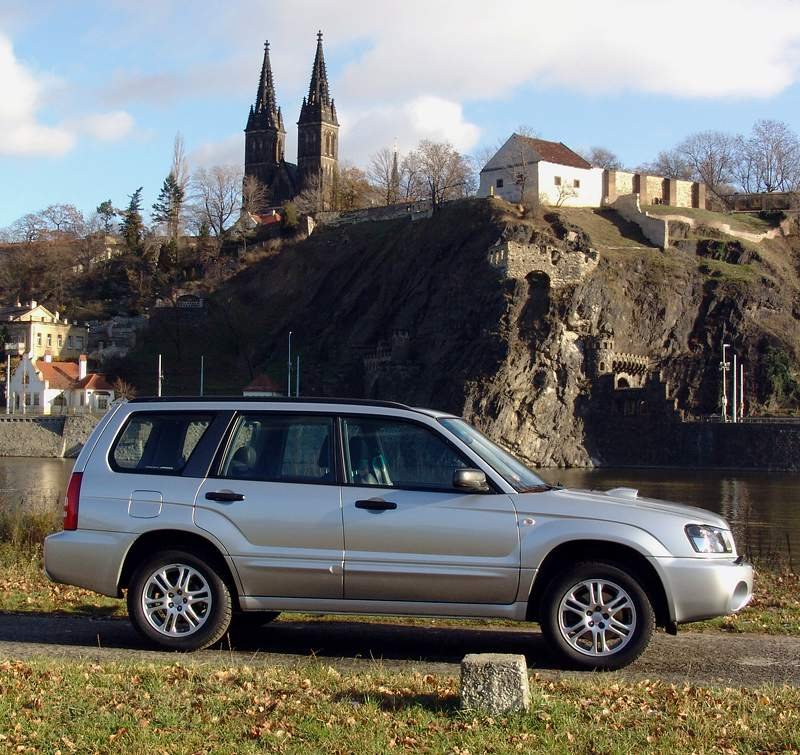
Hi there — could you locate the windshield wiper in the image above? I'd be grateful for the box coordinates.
[517,484,553,493]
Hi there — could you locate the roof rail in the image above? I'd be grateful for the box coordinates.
[127,396,415,411]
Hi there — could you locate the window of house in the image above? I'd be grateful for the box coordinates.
[574,179,581,188]
[76,337,84,349]
[110,412,214,474]
[554,176,562,186]
[342,417,470,491]
[218,414,334,484]
[57,335,63,347]
[46,334,52,346]
[496,178,504,188]
[33,394,40,407]
[67,336,73,348]
[36,333,42,346]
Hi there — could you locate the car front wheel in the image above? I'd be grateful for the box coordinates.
[540,561,655,670]
[127,549,232,651]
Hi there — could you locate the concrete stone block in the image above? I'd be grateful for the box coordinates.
[460,653,530,714]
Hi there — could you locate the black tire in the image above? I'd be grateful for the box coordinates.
[127,549,232,651]
[539,560,655,671]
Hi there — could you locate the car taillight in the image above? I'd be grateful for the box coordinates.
[64,472,83,531]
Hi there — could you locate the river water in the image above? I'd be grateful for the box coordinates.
[1,458,797,565]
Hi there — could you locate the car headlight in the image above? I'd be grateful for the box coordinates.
[685,524,733,554]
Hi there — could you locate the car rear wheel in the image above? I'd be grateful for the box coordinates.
[127,549,232,651]
[540,561,655,670]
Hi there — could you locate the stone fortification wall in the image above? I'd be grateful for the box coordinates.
[611,194,669,248]
[659,212,787,244]
[0,415,100,458]
[315,200,433,228]
[487,240,599,286]
[605,170,704,209]
[591,418,800,472]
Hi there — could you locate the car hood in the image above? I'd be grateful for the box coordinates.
[522,486,729,529]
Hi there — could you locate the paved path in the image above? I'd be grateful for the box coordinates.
[0,612,797,686]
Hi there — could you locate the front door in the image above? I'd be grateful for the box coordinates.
[340,416,520,605]
[194,412,343,599]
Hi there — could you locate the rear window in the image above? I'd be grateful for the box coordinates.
[110,412,214,474]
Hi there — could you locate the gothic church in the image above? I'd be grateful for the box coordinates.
[244,32,339,209]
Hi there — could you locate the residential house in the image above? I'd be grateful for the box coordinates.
[0,301,88,360]
[8,353,115,415]
[478,134,604,207]
[243,374,284,397]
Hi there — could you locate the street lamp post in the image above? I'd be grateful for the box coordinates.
[721,343,730,422]
[287,331,293,398]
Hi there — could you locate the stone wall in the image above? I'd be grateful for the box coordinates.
[610,194,669,248]
[487,239,599,286]
[589,418,800,471]
[0,415,100,458]
[605,170,703,209]
[315,200,432,228]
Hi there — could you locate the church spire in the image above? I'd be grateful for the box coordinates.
[254,41,280,126]
[307,30,331,108]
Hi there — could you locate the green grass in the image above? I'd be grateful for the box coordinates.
[0,658,797,754]
[645,206,775,234]
[556,207,657,250]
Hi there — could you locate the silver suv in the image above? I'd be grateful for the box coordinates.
[44,398,752,670]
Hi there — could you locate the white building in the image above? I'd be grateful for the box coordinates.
[8,353,115,415]
[477,133,604,207]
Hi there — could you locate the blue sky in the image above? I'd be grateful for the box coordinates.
[2,0,800,227]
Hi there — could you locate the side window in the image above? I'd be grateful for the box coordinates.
[343,417,469,490]
[219,414,334,484]
[111,413,214,474]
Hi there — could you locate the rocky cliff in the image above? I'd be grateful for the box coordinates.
[124,198,800,467]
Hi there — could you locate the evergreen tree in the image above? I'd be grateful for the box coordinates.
[96,200,117,233]
[120,187,145,254]
[152,172,184,240]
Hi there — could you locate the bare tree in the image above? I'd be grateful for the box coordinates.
[241,175,269,217]
[368,147,399,206]
[41,204,85,238]
[171,132,190,196]
[734,119,800,193]
[584,146,622,170]
[552,181,579,207]
[411,140,474,212]
[677,131,737,202]
[334,164,375,211]
[294,173,326,215]
[190,166,243,239]
[639,149,694,179]
[399,152,425,202]
[9,213,48,244]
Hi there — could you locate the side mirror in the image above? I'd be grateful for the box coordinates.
[453,468,490,492]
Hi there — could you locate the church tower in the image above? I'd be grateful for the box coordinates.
[244,41,286,201]
[297,31,339,205]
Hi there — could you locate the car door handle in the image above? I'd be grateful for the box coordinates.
[355,499,397,511]
[205,490,245,503]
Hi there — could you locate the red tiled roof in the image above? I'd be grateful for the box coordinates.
[36,361,79,389]
[244,374,282,392]
[517,135,592,169]
[73,373,114,391]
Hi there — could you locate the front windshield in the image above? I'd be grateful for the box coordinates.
[439,418,548,492]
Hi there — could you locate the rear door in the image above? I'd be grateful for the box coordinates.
[340,415,520,605]
[194,412,344,599]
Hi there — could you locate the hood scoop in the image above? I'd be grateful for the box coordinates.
[605,487,639,499]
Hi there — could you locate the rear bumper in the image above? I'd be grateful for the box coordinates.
[44,530,137,597]
[653,555,753,624]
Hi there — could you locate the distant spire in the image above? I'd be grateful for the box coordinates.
[306,30,331,108]
[254,40,279,124]
[390,142,400,202]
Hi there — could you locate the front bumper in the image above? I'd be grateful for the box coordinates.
[652,555,753,624]
[44,530,137,598]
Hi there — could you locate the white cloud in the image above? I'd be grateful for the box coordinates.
[340,96,480,164]
[187,133,243,168]
[79,110,135,141]
[0,33,74,156]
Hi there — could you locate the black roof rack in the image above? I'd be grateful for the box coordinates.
[127,396,415,411]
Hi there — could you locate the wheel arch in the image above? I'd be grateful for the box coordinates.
[119,529,242,608]
[526,539,672,628]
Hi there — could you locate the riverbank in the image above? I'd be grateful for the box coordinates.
[0,415,99,458]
